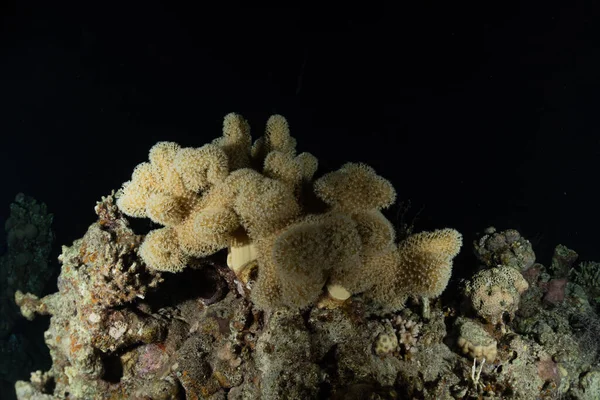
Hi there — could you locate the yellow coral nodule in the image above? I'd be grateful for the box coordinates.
[326,284,352,301]
[227,231,258,276]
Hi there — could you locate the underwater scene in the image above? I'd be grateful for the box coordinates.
[1,2,599,400]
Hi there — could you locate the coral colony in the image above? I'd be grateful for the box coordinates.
[10,114,600,399]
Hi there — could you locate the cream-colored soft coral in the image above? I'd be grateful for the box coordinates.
[117,141,190,220]
[212,112,252,171]
[352,210,396,257]
[173,144,229,192]
[397,228,463,298]
[262,151,318,195]
[327,210,395,297]
[116,113,463,314]
[251,213,361,309]
[116,114,305,273]
[251,166,462,311]
[116,142,204,272]
[251,114,297,164]
[139,227,189,273]
[117,142,216,223]
[227,169,302,239]
[367,228,463,310]
[116,139,234,272]
[313,162,397,215]
[115,162,157,218]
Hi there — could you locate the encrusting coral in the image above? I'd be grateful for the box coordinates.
[115,113,463,311]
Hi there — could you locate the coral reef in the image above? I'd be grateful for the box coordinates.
[572,261,600,302]
[0,194,54,398]
[550,244,579,278]
[462,266,529,326]
[11,114,600,399]
[473,227,535,271]
[1,194,54,337]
